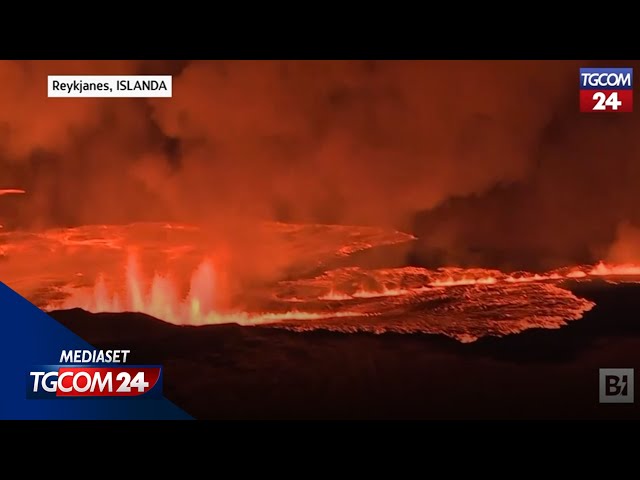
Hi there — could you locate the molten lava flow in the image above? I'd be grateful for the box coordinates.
[352,286,430,298]
[319,290,353,301]
[505,273,561,283]
[565,270,587,278]
[273,282,596,343]
[274,259,640,320]
[429,276,498,287]
[319,286,430,300]
[6,222,640,343]
[57,254,365,326]
[589,261,640,276]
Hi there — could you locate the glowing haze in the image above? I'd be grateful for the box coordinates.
[2,60,640,274]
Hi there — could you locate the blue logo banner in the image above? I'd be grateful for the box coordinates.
[0,282,192,419]
[579,68,633,90]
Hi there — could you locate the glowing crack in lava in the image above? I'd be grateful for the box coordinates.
[3,222,640,343]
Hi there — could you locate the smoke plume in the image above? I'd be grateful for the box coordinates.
[1,60,638,272]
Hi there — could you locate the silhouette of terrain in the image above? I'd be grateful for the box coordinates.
[51,281,640,420]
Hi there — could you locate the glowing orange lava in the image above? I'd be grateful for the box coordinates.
[352,286,430,298]
[589,261,640,276]
[11,222,639,332]
[429,276,499,287]
[319,290,354,301]
[565,270,587,278]
[58,254,365,326]
[308,261,640,301]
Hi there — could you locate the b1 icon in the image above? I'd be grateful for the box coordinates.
[579,68,633,113]
[599,368,634,404]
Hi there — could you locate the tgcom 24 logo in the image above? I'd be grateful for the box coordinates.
[26,349,163,399]
[579,67,633,113]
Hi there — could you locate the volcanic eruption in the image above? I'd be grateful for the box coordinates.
[2,60,640,344]
[1,217,639,343]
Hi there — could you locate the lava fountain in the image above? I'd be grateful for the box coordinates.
[55,252,366,326]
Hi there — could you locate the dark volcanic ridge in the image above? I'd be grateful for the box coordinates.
[49,280,640,420]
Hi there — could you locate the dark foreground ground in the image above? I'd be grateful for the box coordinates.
[51,280,640,420]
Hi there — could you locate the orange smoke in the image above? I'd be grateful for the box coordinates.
[0,189,25,229]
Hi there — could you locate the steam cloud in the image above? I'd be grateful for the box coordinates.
[1,60,639,271]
